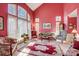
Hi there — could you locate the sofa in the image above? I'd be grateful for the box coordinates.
[39,32,55,40]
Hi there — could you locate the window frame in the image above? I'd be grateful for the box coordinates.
[8,4,29,39]
[18,6,27,19]
[8,4,17,16]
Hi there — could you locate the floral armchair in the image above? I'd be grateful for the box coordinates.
[56,30,67,42]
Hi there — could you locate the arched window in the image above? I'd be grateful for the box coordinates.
[8,4,31,39]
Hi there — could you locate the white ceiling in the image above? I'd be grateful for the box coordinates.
[26,3,43,11]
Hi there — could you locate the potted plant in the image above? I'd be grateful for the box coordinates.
[21,33,29,43]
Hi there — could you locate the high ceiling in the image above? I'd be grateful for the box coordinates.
[26,3,43,11]
[26,3,77,17]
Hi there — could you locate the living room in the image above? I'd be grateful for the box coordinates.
[0,3,79,56]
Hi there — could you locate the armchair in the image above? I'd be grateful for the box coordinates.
[0,37,17,56]
[56,30,67,42]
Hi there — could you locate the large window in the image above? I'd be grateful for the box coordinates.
[8,4,16,16]
[27,14,31,39]
[8,15,17,38]
[8,4,17,38]
[56,16,61,35]
[18,19,27,39]
[8,4,30,39]
[17,6,27,39]
[18,6,27,19]
[35,18,39,36]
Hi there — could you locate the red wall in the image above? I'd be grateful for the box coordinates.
[34,3,64,32]
[0,3,33,37]
[0,4,8,36]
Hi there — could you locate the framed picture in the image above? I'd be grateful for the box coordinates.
[0,16,4,30]
[43,23,51,29]
[56,16,61,21]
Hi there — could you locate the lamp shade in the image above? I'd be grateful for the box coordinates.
[72,29,77,34]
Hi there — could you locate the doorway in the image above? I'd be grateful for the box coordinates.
[67,9,77,33]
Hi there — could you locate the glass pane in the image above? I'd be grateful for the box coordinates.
[56,22,60,35]
[8,4,16,15]
[35,23,39,35]
[8,15,17,38]
[18,6,27,19]
[18,19,27,39]
[27,22,31,39]
[56,16,61,21]
[27,14,31,39]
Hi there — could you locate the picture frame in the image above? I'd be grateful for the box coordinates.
[43,23,51,29]
[56,16,61,21]
[0,16,4,30]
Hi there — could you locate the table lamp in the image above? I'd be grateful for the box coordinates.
[72,28,77,40]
